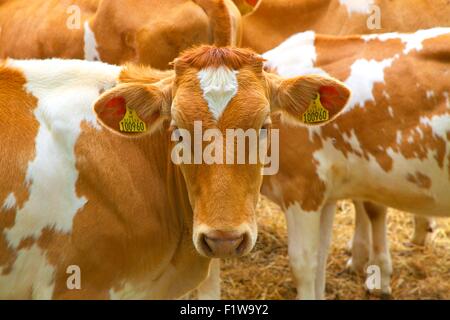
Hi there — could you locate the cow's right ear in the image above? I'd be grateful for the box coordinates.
[93,83,172,137]
[266,72,351,126]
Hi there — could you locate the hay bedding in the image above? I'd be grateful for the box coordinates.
[221,197,450,300]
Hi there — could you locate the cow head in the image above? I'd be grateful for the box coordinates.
[92,0,242,69]
[93,46,351,258]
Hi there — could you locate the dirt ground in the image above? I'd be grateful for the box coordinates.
[221,197,450,300]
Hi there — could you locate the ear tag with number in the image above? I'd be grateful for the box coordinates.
[302,93,329,124]
[119,106,147,133]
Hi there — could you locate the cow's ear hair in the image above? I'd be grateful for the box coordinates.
[231,0,260,16]
[93,83,172,137]
[267,72,351,126]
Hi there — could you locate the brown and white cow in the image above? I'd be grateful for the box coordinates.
[234,0,449,279]
[0,46,350,299]
[259,28,450,299]
[0,0,242,69]
[239,0,450,53]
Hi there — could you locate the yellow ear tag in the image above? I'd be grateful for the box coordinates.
[119,106,147,133]
[302,93,329,124]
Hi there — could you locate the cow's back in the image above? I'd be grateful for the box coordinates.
[262,31,450,217]
[0,0,98,59]
[242,0,450,53]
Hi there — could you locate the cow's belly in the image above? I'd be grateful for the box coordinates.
[318,140,450,217]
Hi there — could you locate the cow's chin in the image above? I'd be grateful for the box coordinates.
[192,222,257,259]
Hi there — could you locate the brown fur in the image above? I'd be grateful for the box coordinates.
[239,0,450,53]
[0,0,242,69]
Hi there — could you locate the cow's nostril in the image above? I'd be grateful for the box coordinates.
[201,234,213,255]
[201,231,245,258]
[235,232,249,255]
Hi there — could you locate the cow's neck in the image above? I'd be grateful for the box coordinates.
[74,124,199,279]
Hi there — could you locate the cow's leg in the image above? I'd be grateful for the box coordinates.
[364,202,392,297]
[346,200,372,274]
[285,203,322,300]
[411,216,436,246]
[197,259,221,300]
[315,202,336,300]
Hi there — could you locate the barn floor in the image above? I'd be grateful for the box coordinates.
[221,197,450,300]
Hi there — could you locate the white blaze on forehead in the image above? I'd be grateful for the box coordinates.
[2,193,17,211]
[197,66,239,120]
[84,21,101,61]
[339,0,374,15]
[344,57,395,112]
[363,28,450,54]
[263,31,328,77]
[5,59,121,248]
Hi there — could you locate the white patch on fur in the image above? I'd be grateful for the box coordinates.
[197,259,221,300]
[396,131,403,145]
[362,28,450,54]
[84,21,101,61]
[307,126,322,142]
[312,126,450,216]
[416,127,424,139]
[426,90,435,99]
[263,34,397,113]
[197,67,239,120]
[444,92,450,109]
[109,282,152,300]
[2,193,17,210]
[339,0,374,15]
[5,59,121,248]
[343,130,363,154]
[284,202,321,299]
[344,57,396,112]
[262,31,328,77]
[420,114,450,141]
[0,244,55,299]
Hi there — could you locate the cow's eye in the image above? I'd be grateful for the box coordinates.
[262,117,272,129]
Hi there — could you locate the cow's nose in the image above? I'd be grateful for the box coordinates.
[201,230,248,258]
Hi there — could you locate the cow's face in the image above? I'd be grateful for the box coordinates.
[96,0,241,69]
[94,46,351,258]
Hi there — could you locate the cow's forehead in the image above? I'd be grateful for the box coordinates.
[197,66,239,120]
[173,65,268,128]
[171,46,267,126]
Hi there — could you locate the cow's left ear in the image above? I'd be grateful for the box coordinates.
[93,83,172,137]
[267,73,351,126]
